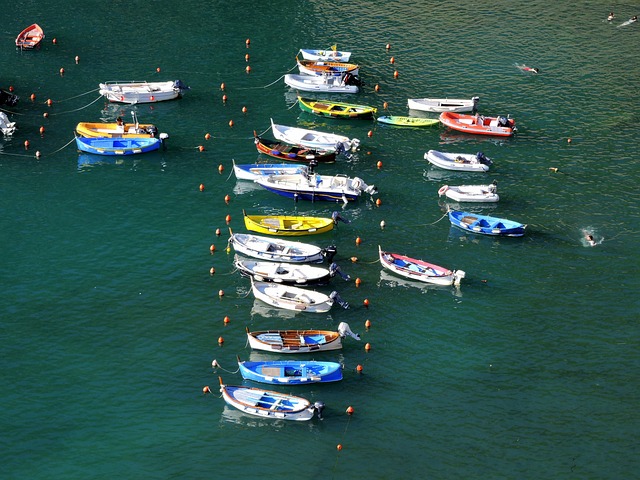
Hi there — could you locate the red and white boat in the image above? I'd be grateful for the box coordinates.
[439,111,516,137]
[16,24,44,49]
[379,246,465,286]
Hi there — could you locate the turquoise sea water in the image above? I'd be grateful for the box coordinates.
[2,1,639,478]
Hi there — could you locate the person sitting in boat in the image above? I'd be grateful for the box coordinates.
[116,116,125,132]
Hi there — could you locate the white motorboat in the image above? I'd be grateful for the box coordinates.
[99,80,189,104]
[407,96,479,113]
[271,119,360,152]
[284,73,360,94]
[438,182,499,203]
[424,150,492,172]
[250,278,348,313]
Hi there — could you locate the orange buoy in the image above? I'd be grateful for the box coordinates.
[567,138,572,144]
[198,145,205,152]
[383,102,388,110]
[218,164,224,173]
[355,237,362,245]
[220,83,225,91]
[355,277,362,287]
[245,65,251,73]
[209,267,215,275]
[218,290,225,297]
[75,55,79,64]
[346,406,354,415]
[156,67,161,73]
[363,298,370,308]
[52,38,57,44]
[350,256,358,263]
[39,126,45,135]
[356,364,363,373]
[386,43,391,50]
[336,444,343,451]
[24,140,29,149]
[59,67,65,75]
[203,386,211,394]
[365,342,371,351]
[376,160,383,169]
[224,194,231,204]
[390,56,395,64]
[245,53,250,62]
[210,244,216,253]
[245,38,251,46]
[46,99,52,106]
[205,133,211,140]
[30,93,36,101]
[43,112,49,118]
[374,84,380,92]
[199,184,205,191]
[393,70,399,78]
[218,336,224,344]
[223,316,230,324]
[365,319,371,329]
[9,86,14,92]
[242,106,247,114]
[215,228,221,236]
[222,94,228,102]
[367,130,373,138]
[150,95,155,102]
[225,214,231,224]
[376,198,382,207]
[228,120,234,127]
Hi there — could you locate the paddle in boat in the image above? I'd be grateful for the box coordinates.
[213,377,324,421]
[242,210,345,236]
[75,135,166,156]
[99,80,189,104]
[376,116,439,127]
[254,172,377,203]
[254,135,336,164]
[233,160,308,181]
[250,278,349,313]
[228,230,337,263]
[439,111,516,137]
[407,96,479,113]
[234,255,350,286]
[298,96,376,119]
[296,57,359,77]
[271,119,360,153]
[448,210,526,237]
[284,73,361,94]
[246,322,360,354]
[438,181,499,203]
[76,112,159,138]
[236,357,343,384]
[15,24,44,49]
[379,246,465,286]
[425,150,492,172]
[299,47,352,63]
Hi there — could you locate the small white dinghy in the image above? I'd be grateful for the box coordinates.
[407,97,479,113]
[425,150,492,172]
[234,255,349,286]
[99,80,189,104]
[228,231,336,264]
[299,48,352,63]
[438,181,499,203]
[271,119,360,152]
[284,73,360,94]
[250,278,349,313]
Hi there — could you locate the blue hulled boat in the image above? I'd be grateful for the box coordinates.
[75,135,163,155]
[448,210,526,237]
[237,357,343,384]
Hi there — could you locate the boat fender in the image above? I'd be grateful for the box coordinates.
[438,185,448,196]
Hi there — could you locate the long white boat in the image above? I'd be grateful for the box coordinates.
[424,149,492,172]
[234,255,342,286]
[228,231,336,263]
[271,119,360,152]
[438,182,499,203]
[232,160,307,181]
[99,80,189,104]
[379,246,465,286]
[255,172,376,203]
[284,73,360,94]
[250,278,348,313]
[407,96,479,113]
[299,48,352,62]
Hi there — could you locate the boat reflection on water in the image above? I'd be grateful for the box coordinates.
[377,270,463,298]
[250,298,300,319]
[77,154,126,169]
[233,179,263,196]
[439,131,509,146]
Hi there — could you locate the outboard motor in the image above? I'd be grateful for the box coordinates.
[349,138,361,152]
[329,263,351,281]
[308,158,318,173]
[321,245,337,263]
[173,79,190,92]
[476,152,492,166]
[342,72,363,87]
[337,322,361,341]
[159,133,169,150]
[332,211,350,225]
[313,401,325,420]
[144,125,158,138]
[497,116,510,128]
[329,291,349,309]
[0,89,19,107]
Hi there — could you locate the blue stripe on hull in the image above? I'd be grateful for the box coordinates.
[261,185,358,202]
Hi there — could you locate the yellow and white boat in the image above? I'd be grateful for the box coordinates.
[243,210,335,236]
[75,113,158,138]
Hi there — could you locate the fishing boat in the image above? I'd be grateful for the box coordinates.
[75,112,158,138]
[407,97,479,113]
[255,173,376,203]
[234,255,348,285]
[99,80,189,104]
[254,135,336,164]
[298,97,376,119]
[271,119,360,152]
[425,150,492,172]
[439,111,516,137]
[448,210,526,237]
[237,357,343,384]
[379,246,465,286]
[297,57,359,77]
[438,182,499,203]
[243,210,336,236]
[228,231,336,263]
[0,112,16,136]
[15,24,44,49]
[299,48,352,62]
[250,278,349,313]
[74,135,165,156]
[246,322,360,354]
[284,73,361,94]
[215,377,323,421]
[233,160,308,181]
[376,116,439,127]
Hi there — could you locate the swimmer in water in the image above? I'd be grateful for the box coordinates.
[631,16,638,23]
[608,12,614,21]
[518,65,540,74]
[585,234,597,247]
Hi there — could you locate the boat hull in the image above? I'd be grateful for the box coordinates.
[255,173,370,203]
[271,119,358,152]
[379,246,464,286]
[377,116,439,127]
[439,184,499,203]
[238,360,343,384]
[247,329,343,354]
[75,136,161,156]
[243,211,335,236]
[234,256,333,285]
[407,97,479,113]
[99,80,187,104]
[448,211,526,237]
[255,136,336,163]
[229,233,329,263]
[251,280,335,313]
[439,111,515,137]
[298,97,376,119]
[299,49,352,62]
[297,58,359,77]
[16,24,44,49]
[284,74,359,94]
[76,122,158,139]
[233,162,307,181]
[425,150,491,172]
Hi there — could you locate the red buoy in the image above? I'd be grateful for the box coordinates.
[355,277,362,287]
[363,298,370,308]
[218,164,224,173]
[199,183,205,191]
[355,237,362,245]
[215,228,221,236]
[223,316,230,324]
[210,244,216,254]
[365,319,371,329]
[225,214,231,224]
[198,145,205,152]
[356,364,363,373]
[224,194,231,204]
[209,267,215,275]
[205,133,211,140]
[346,406,354,415]
[377,160,383,169]
[218,336,224,344]
[365,342,371,351]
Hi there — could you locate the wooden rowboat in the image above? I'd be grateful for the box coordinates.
[246,323,360,354]
[254,135,336,164]
[76,113,158,138]
[16,24,44,49]
[439,112,516,137]
[243,210,336,236]
[297,57,359,77]
[237,357,343,384]
[379,245,465,286]
[299,48,352,63]
[298,97,376,119]
[376,116,439,127]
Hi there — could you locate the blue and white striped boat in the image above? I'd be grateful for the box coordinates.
[237,357,343,385]
[448,210,526,237]
[75,135,164,156]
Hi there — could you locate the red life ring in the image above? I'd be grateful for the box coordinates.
[438,185,448,196]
